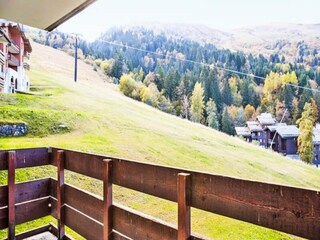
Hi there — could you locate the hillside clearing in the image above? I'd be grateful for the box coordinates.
[1,42,319,239]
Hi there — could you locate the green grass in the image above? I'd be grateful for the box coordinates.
[1,42,319,239]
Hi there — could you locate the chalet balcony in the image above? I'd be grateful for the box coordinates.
[23,62,30,71]
[8,41,19,54]
[8,54,19,67]
[0,147,319,240]
[0,50,5,65]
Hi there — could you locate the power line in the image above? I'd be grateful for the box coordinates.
[96,39,320,94]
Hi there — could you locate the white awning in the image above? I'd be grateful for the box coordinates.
[0,0,96,31]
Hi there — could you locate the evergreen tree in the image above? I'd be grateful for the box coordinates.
[222,79,232,106]
[298,85,312,118]
[208,70,222,112]
[297,103,314,164]
[240,78,251,107]
[221,107,235,135]
[111,52,124,79]
[282,85,294,114]
[190,82,205,123]
[206,99,219,130]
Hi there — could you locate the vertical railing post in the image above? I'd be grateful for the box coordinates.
[8,151,16,240]
[57,150,65,239]
[103,159,113,240]
[177,173,191,240]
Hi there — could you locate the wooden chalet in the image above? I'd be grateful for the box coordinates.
[235,113,276,146]
[235,127,252,142]
[273,125,299,155]
[0,21,32,93]
[245,121,264,145]
[256,113,276,146]
[265,123,287,150]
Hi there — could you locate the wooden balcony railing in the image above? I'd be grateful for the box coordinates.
[7,54,19,67]
[0,147,319,240]
[8,42,19,54]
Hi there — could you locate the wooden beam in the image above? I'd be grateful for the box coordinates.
[0,178,51,207]
[177,173,191,240]
[1,197,53,230]
[56,150,65,239]
[0,148,50,170]
[103,159,113,240]
[8,151,16,240]
[64,205,103,240]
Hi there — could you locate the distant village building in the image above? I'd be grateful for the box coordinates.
[236,113,276,146]
[272,125,299,155]
[235,127,251,142]
[0,21,32,93]
[265,123,287,150]
[235,113,320,166]
[246,121,263,145]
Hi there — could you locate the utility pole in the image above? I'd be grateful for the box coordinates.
[74,35,78,82]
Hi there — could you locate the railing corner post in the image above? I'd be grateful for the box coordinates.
[8,151,16,240]
[103,159,113,240]
[177,173,191,240]
[57,150,65,239]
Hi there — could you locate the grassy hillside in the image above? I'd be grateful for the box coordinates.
[1,42,320,239]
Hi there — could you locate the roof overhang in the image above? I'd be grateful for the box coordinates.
[0,29,10,43]
[0,0,96,31]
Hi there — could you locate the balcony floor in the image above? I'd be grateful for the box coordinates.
[24,232,57,240]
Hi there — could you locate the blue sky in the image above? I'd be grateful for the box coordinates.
[59,0,320,41]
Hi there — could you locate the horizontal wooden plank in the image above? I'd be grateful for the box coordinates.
[0,207,7,229]
[0,147,50,170]
[51,148,103,180]
[16,197,51,225]
[50,148,320,239]
[113,204,177,240]
[113,204,207,240]
[0,178,51,207]
[51,148,178,200]
[112,230,131,240]
[191,173,320,240]
[51,179,103,222]
[0,197,51,230]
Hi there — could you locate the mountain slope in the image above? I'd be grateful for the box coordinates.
[1,42,319,239]
[129,22,320,62]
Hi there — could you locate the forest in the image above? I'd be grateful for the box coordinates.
[30,27,320,135]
